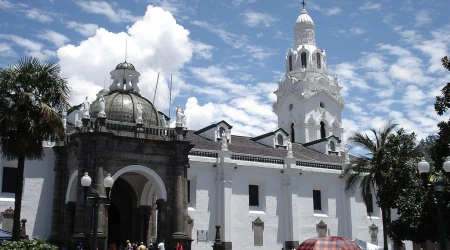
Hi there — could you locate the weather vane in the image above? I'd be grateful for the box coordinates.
[301,0,306,9]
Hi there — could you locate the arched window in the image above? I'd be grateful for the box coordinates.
[330,141,335,151]
[317,52,321,69]
[277,134,284,145]
[320,122,326,139]
[301,52,307,68]
[288,55,293,71]
[290,123,295,143]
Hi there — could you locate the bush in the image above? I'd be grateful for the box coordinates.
[1,238,58,250]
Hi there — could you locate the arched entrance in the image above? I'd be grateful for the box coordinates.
[108,177,137,246]
[107,165,167,247]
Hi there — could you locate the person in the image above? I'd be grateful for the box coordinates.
[138,242,147,250]
[133,242,138,250]
[125,240,132,250]
[157,242,165,250]
[77,243,84,250]
[109,241,117,250]
[148,243,153,250]
[176,242,183,250]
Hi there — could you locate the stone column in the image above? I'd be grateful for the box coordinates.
[172,171,184,235]
[143,206,151,245]
[95,167,104,234]
[150,193,157,243]
[156,199,166,243]
[216,150,233,250]
[283,157,299,249]
[49,146,66,244]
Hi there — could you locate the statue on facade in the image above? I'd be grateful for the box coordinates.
[287,139,293,158]
[221,131,228,151]
[136,102,143,124]
[301,65,307,80]
[98,95,106,118]
[181,110,186,128]
[277,77,282,89]
[333,74,338,86]
[81,96,90,118]
[175,105,183,127]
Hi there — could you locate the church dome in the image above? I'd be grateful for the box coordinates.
[115,62,135,70]
[89,91,159,126]
[296,9,314,27]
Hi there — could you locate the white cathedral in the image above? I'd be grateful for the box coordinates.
[0,6,411,250]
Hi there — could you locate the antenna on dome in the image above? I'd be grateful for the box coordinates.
[103,76,106,89]
[301,0,306,9]
[124,37,128,62]
[169,74,173,118]
[153,72,160,106]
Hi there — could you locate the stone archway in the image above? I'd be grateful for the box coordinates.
[111,165,167,201]
[108,165,167,246]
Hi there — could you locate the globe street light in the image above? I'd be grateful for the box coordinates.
[81,172,114,250]
[417,157,450,250]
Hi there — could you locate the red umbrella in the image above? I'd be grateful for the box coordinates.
[297,236,361,250]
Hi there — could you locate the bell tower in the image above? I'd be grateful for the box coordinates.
[273,4,345,144]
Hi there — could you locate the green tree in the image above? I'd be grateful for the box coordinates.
[431,56,450,168]
[343,123,420,250]
[387,56,450,245]
[0,56,69,240]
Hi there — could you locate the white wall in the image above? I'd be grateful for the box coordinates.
[188,155,388,250]
[0,147,55,239]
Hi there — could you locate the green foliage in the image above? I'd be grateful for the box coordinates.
[0,56,70,160]
[1,238,58,250]
[388,55,450,244]
[0,56,70,240]
[344,122,421,248]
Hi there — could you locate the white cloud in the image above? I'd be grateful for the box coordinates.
[66,21,99,37]
[359,2,382,11]
[57,6,194,107]
[242,11,278,27]
[402,85,426,106]
[36,30,70,47]
[0,0,12,9]
[25,8,53,23]
[76,1,139,23]
[231,0,256,6]
[190,41,214,60]
[415,10,432,27]
[190,20,277,62]
[350,27,365,35]
[326,7,342,16]
[0,42,13,57]
[0,34,53,60]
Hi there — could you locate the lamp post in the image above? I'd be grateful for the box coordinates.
[81,172,114,250]
[417,157,450,250]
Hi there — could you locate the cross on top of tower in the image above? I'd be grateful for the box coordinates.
[301,0,306,9]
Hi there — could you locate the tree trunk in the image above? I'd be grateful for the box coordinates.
[382,206,389,250]
[12,154,25,241]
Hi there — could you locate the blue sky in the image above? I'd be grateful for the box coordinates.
[1,0,450,143]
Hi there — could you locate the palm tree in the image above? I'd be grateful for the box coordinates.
[343,122,397,250]
[0,56,69,240]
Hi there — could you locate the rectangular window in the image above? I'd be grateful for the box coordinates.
[187,180,191,204]
[313,190,322,210]
[365,193,374,214]
[2,167,18,193]
[249,185,259,206]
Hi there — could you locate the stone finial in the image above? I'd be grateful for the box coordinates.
[214,225,221,243]
[316,220,327,237]
[20,218,27,236]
